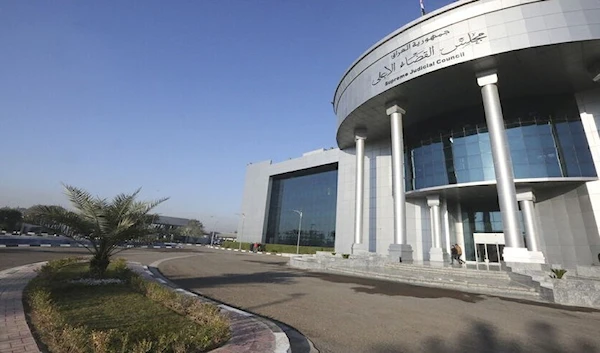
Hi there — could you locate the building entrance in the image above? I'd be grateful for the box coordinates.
[473,233,505,265]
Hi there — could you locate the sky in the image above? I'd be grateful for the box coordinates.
[0,0,452,232]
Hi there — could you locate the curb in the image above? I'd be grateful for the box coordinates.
[129,262,294,353]
[0,244,184,249]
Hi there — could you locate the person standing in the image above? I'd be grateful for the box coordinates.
[455,244,465,265]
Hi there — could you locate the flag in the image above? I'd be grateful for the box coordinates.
[420,0,426,16]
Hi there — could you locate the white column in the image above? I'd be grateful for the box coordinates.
[352,128,368,254]
[428,195,445,263]
[477,72,530,264]
[517,189,546,263]
[386,101,413,262]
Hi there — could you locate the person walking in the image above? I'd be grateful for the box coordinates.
[455,244,465,265]
[450,245,458,265]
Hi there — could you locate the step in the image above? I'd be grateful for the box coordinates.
[328,266,541,299]
[385,263,512,280]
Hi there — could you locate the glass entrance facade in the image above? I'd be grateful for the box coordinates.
[265,164,338,247]
[461,203,526,262]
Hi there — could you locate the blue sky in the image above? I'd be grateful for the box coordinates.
[0,0,451,232]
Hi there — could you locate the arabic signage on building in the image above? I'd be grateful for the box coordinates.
[333,20,492,122]
[371,29,487,87]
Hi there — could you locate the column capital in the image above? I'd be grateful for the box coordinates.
[386,102,406,116]
[477,71,498,87]
[426,194,440,207]
[516,188,536,202]
[354,128,368,140]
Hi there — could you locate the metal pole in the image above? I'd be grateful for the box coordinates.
[236,213,245,250]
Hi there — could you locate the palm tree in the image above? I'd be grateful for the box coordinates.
[27,185,168,277]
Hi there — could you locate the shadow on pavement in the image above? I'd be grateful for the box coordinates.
[368,320,599,353]
[309,272,486,303]
[170,271,302,288]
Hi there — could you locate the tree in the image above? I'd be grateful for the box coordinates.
[0,208,23,231]
[179,219,205,238]
[27,185,168,277]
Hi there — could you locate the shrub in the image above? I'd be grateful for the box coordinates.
[342,254,350,259]
[550,269,567,279]
[331,252,336,256]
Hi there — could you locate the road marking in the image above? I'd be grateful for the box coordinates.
[148,254,203,268]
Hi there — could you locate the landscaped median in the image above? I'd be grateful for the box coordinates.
[23,258,231,353]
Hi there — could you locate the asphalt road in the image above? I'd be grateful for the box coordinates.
[159,248,600,353]
[3,247,600,353]
[0,247,199,271]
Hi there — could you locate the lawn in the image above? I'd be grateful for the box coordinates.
[25,259,230,353]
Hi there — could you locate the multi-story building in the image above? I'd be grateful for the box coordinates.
[239,0,600,269]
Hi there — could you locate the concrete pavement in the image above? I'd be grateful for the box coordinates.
[0,247,312,353]
[159,247,600,353]
[3,246,600,353]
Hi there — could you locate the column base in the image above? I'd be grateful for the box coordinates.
[503,247,546,264]
[429,247,446,264]
[388,244,413,263]
[351,243,369,255]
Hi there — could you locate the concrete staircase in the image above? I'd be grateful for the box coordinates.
[290,256,546,302]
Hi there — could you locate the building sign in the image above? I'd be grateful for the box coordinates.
[371,28,488,87]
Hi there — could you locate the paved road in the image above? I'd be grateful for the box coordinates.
[0,247,199,271]
[3,247,600,353]
[159,248,600,353]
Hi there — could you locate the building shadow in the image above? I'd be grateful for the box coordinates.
[367,320,599,353]
[168,270,301,289]
[309,272,485,303]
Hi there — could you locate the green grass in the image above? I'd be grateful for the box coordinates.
[52,283,202,343]
[26,258,230,353]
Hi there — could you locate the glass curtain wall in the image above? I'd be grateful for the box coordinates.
[265,164,337,247]
[460,204,526,262]
[406,96,596,191]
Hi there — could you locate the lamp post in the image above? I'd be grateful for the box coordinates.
[292,210,303,254]
[210,216,219,246]
[235,213,245,250]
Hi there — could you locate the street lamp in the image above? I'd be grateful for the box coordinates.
[292,210,303,254]
[235,213,245,250]
[210,216,219,246]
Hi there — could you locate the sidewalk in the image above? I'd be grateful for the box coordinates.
[0,263,44,353]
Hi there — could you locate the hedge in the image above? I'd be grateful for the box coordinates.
[220,241,333,254]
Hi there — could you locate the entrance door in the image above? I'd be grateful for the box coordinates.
[473,233,505,265]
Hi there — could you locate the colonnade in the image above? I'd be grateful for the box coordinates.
[351,71,546,264]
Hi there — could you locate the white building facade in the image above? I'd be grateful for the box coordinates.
[240,0,600,269]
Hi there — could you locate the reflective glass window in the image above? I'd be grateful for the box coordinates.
[265,165,337,247]
[405,96,596,191]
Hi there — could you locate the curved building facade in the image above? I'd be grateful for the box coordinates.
[239,0,600,268]
[332,0,600,267]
